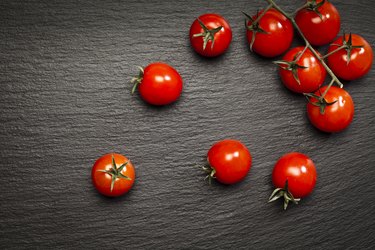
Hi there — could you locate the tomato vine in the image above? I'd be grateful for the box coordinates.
[265,0,343,94]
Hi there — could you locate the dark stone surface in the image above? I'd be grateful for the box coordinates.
[0,0,374,249]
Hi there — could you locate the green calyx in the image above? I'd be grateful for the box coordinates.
[274,49,308,85]
[97,155,132,192]
[130,66,144,94]
[202,165,216,185]
[341,32,364,65]
[304,90,337,115]
[193,18,223,50]
[305,0,326,19]
[324,32,363,65]
[243,11,268,51]
[268,180,301,210]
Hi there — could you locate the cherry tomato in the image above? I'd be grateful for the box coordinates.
[245,8,293,57]
[132,62,183,106]
[205,139,252,185]
[307,86,354,133]
[270,152,317,209]
[327,34,373,81]
[295,0,340,46]
[92,153,135,197]
[277,46,326,93]
[189,13,232,57]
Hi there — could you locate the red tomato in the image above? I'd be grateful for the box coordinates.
[92,153,135,197]
[245,8,293,57]
[327,34,373,81]
[270,152,317,209]
[131,62,183,106]
[189,13,232,57]
[205,139,252,185]
[307,86,354,133]
[277,46,326,93]
[295,0,340,46]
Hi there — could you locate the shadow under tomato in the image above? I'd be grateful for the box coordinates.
[131,91,183,111]
[302,110,336,139]
[188,38,233,64]
[92,187,136,204]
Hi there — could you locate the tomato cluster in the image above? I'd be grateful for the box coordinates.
[91,1,372,210]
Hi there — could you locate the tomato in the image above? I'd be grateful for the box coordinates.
[131,62,183,106]
[189,13,232,57]
[277,46,326,93]
[204,139,252,185]
[269,152,317,209]
[295,0,340,46]
[307,86,354,133]
[92,153,135,197]
[327,34,373,81]
[244,8,293,57]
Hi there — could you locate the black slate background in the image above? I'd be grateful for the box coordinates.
[1,0,374,249]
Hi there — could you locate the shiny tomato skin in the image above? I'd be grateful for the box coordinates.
[207,139,252,185]
[139,62,183,106]
[246,8,293,57]
[189,13,232,57]
[307,86,354,133]
[92,153,135,197]
[272,152,317,198]
[279,46,326,93]
[327,34,373,81]
[295,0,340,46]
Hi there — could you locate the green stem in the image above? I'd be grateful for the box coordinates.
[321,45,346,59]
[265,0,343,90]
[295,44,308,62]
[253,4,273,24]
[321,78,335,98]
[292,2,308,15]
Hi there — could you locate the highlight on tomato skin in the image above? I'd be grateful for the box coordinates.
[203,139,252,185]
[131,62,183,106]
[269,152,317,210]
[189,13,232,57]
[91,153,135,197]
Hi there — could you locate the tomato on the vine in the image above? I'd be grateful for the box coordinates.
[203,139,252,185]
[306,86,354,133]
[295,0,340,46]
[327,34,373,81]
[131,62,183,106]
[92,153,135,197]
[269,152,317,210]
[189,13,232,57]
[276,46,326,93]
[244,8,293,57]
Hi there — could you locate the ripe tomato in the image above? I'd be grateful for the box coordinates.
[307,86,354,133]
[277,46,326,93]
[327,34,373,81]
[131,62,183,106]
[204,139,252,185]
[295,0,340,46]
[245,8,293,57]
[189,13,232,57]
[269,152,317,209]
[92,153,135,197]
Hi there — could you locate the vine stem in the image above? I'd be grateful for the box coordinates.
[253,4,273,24]
[265,0,343,98]
[321,45,345,59]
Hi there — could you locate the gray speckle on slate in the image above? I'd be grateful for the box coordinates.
[0,0,374,249]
